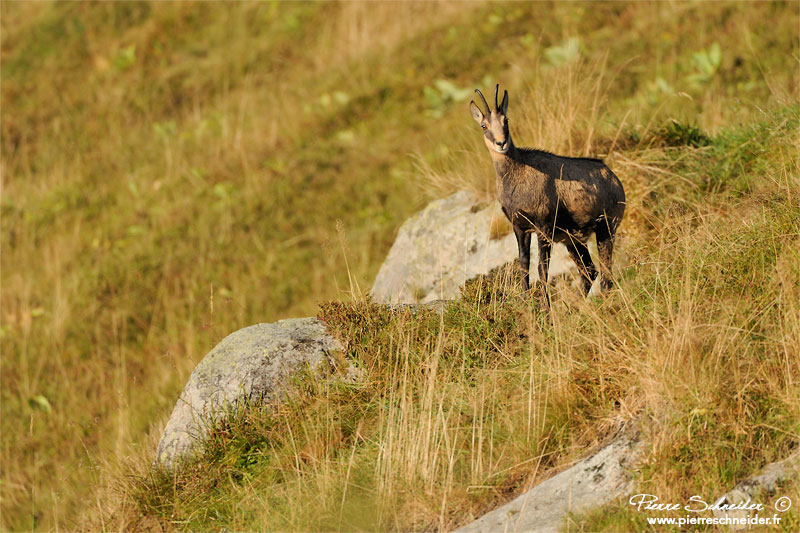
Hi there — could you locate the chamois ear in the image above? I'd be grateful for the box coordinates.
[469,101,485,124]
[500,90,508,115]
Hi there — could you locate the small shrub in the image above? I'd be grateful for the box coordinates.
[653,119,712,148]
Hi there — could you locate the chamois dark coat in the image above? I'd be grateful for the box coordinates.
[470,85,625,308]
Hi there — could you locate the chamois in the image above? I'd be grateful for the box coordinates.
[470,84,625,308]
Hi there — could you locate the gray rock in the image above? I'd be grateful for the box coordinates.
[155,318,346,468]
[712,450,800,529]
[370,191,575,304]
[455,433,642,533]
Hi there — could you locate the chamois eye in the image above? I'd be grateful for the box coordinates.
[481,124,487,130]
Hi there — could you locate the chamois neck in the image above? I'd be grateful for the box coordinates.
[489,138,518,176]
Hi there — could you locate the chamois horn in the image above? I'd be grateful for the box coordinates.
[474,89,490,116]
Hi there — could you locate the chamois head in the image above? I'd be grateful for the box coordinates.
[470,84,510,154]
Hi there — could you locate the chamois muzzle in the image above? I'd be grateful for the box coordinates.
[494,139,510,154]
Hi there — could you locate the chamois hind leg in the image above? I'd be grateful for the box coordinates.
[565,238,597,296]
[536,236,552,310]
[595,224,616,292]
[513,225,532,291]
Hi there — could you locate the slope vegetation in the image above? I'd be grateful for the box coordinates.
[1,1,797,529]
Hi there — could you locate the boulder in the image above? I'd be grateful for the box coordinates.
[712,450,800,529]
[370,190,575,304]
[455,432,642,533]
[155,318,347,468]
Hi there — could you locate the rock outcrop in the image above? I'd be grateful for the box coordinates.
[370,190,575,304]
[155,318,347,468]
[712,450,800,529]
[455,432,643,533]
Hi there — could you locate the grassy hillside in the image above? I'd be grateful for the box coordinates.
[1,1,797,530]
[122,105,800,532]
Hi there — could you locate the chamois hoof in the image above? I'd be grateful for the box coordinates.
[530,283,550,312]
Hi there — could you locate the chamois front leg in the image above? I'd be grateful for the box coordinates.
[536,235,552,310]
[513,225,532,291]
[595,221,618,292]
[565,239,597,296]
[596,233,615,292]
